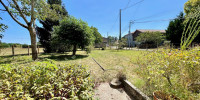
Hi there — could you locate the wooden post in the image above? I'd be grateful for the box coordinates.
[28,45,30,55]
[12,45,14,56]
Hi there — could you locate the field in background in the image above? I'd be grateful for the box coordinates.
[0,48,44,56]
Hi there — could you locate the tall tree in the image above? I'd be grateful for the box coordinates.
[90,26,102,44]
[53,17,94,55]
[166,12,185,46]
[36,0,68,53]
[0,0,58,60]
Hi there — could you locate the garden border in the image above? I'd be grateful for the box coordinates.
[121,80,150,100]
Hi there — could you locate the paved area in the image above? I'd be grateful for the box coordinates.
[94,83,131,100]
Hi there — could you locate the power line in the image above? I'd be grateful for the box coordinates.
[124,0,131,9]
[107,0,131,34]
[122,0,144,11]
[134,16,197,23]
[130,1,142,19]
[134,9,176,21]
[108,15,119,33]
[134,19,173,23]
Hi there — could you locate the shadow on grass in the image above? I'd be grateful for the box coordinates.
[0,54,32,64]
[0,54,28,58]
[44,54,89,61]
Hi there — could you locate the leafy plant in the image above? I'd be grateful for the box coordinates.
[137,48,200,99]
[0,58,94,99]
[181,7,200,50]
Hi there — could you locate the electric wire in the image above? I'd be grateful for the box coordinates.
[122,0,144,11]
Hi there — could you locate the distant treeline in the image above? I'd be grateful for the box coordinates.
[0,43,41,48]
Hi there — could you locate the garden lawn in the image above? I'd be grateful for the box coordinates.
[0,49,148,90]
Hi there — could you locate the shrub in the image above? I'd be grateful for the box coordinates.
[136,31,165,48]
[137,48,200,99]
[0,42,10,48]
[0,59,94,99]
[22,44,29,48]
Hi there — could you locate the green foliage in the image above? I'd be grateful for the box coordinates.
[181,7,200,50]
[91,26,102,44]
[0,0,64,60]
[0,17,7,34]
[137,48,200,99]
[108,36,118,46]
[136,31,165,48]
[166,12,185,46]
[0,17,8,40]
[184,0,200,14]
[118,38,127,49]
[0,43,10,48]
[53,17,94,55]
[22,44,29,48]
[0,58,94,99]
[36,0,68,53]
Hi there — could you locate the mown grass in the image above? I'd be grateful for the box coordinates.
[0,48,148,92]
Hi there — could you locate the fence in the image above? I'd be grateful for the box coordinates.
[0,46,43,56]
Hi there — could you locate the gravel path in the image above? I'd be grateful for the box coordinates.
[94,83,131,100]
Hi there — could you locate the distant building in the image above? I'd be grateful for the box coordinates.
[95,37,108,48]
[124,29,166,47]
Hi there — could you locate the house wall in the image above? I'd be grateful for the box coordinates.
[125,33,135,47]
[132,30,141,41]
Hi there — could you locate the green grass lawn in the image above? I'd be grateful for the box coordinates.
[0,49,148,91]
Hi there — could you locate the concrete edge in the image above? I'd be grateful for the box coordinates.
[121,80,150,100]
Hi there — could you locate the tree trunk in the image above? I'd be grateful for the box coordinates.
[72,44,77,55]
[28,26,38,60]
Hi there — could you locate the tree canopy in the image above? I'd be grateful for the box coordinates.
[184,0,200,14]
[166,12,185,46]
[0,17,7,34]
[36,0,68,53]
[0,17,7,39]
[53,17,94,55]
[136,31,165,48]
[0,0,61,60]
[90,26,102,44]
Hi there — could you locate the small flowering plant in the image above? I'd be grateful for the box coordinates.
[137,47,200,99]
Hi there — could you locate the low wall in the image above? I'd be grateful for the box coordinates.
[122,80,150,100]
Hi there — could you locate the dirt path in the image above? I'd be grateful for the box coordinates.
[94,83,131,100]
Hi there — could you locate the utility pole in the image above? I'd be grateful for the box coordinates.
[119,9,121,41]
[128,20,133,49]
[107,32,109,47]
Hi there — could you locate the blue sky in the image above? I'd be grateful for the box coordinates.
[0,0,188,44]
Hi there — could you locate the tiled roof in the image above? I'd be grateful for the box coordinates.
[123,29,166,37]
[135,29,166,33]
